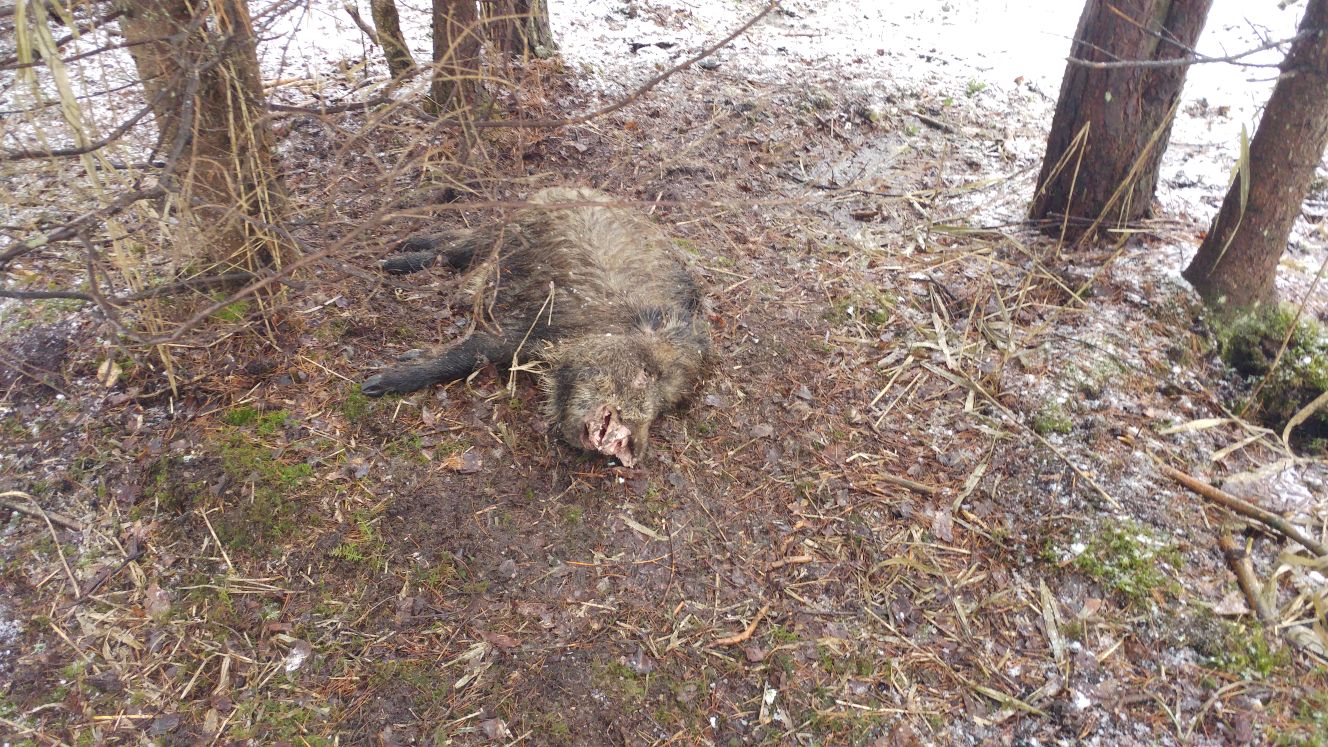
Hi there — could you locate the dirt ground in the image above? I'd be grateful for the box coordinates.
[4,4,1328,746]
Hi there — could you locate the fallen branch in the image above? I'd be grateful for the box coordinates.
[768,555,814,571]
[714,603,770,646]
[1217,529,1276,622]
[1218,528,1328,661]
[870,473,939,496]
[268,93,393,116]
[0,490,83,531]
[1160,465,1327,557]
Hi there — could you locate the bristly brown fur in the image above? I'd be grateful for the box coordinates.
[361,187,712,466]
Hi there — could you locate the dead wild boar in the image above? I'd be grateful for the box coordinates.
[360,187,711,467]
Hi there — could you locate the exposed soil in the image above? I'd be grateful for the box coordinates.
[3,2,1328,746]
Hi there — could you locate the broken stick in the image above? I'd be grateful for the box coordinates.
[1160,465,1326,557]
[714,603,771,646]
[0,491,83,532]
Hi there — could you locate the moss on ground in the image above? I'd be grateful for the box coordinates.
[1072,520,1179,605]
[1032,402,1073,435]
[213,419,312,548]
[1217,307,1328,452]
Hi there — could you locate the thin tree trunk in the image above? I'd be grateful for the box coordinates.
[370,0,415,78]
[117,0,289,273]
[1183,0,1328,310]
[485,0,556,59]
[1030,0,1212,240]
[429,0,480,114]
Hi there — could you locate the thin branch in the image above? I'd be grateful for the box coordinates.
[1218,528,1328,661]
[342,1,380,45]
[475,0,779,130]
[1067,28,1314,70]
[2,104,155,160]
[0,8,128,70]
[713,603,771,646]
[0,491,83,531]
[1161,464,1327,557]
[0,269,278,305]
[269,0,779,128]
[0,288,94,301]
[268,93,393,115]
[0,184,166,267]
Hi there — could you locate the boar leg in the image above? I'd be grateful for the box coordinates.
[361,333,511,396]
[380,229,480,275]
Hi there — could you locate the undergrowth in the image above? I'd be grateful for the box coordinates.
[1217,306,1328,452]
[1071,520,1180,606]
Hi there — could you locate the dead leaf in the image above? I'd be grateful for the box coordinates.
[442,450,483,473]
[480,718,511,740]
[97,359,121,388]
[930,509,954,543]
[477,630,521,649]
[515,601,556,628]
[145,583,171,619]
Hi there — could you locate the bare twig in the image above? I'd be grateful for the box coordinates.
[41,508,80,600]
[0,490,83,531]
[2,104,155,160]
[270,0,779,129]
[1067,29,1312,71]
[869,473,940,496]
[1218,528,1328,661]
[1217,529,1276,622]
[1161,464,1327,557]
[0,6,127,69]
[342,1,379,44]
[0,184,166,267]
[73,547,146,603]
[0,271,259,304]
[714,603,771,646]
[767,555,814,571]
[267,93,393,116]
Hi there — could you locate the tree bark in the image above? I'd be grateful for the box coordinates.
[1183,0,1328,310]
[484,0,556,59]
[429,0,480,113]
[370,0,415,78]
[1030,0,1212,240]
[117,0,289,273]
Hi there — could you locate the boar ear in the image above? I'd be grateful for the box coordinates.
[631,368,651,389]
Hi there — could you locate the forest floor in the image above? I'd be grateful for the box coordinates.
[3,1,1328,745]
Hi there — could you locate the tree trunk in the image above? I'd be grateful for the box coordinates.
[1183,0,1328,310]
[370,0,415,78]
[117,0,289,273]
[429,0,480,113]
[485,0,556,59]
[1030,0,1212,240]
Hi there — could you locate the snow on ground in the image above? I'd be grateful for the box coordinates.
[545,0,1302,216]
[1,0,1313,241]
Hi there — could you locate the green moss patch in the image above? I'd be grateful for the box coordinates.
[1072,521,1179,606]
[1218,307,1328,452]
